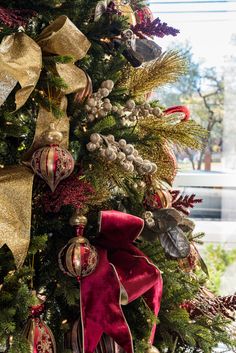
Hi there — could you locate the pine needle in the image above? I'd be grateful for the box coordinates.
[118,50,187,97]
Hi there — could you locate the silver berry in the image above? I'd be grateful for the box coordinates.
[103,102,112,111]
[100,88,110,97]
[126,154,134,161]
[123,144,134,155]
[101,80,114,91]
[100,148,106,157]
[150,163,158,173]
[126,99,136,110]
[112,106,119,113]
[117,152,126,161]
[87,114,95,122]
[91,107,98,115]
[153,107,162,117]
[134,157,144,165]
[85,104,91,112]
[119,139,127,148]
[87,98,96,107]
[107,152,117,161]
[90,133,101,144]
[133,149,139,157]
[98,109,107,117]
[105,147,115,157]
[107,134,115,143]
[87,142,97,152]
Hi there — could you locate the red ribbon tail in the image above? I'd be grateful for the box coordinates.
[80,248,134,353]
[110,248,163,344]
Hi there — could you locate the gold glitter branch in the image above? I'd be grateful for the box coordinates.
[138,118,208,150]
[137,118,208,184]
[118,50,187,98]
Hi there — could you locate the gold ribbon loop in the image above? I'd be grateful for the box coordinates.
[0,33,42,110]
[37,15,91,60]
[56,63,88,95]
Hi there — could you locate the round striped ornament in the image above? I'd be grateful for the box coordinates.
[58,237,98,279]
[31,144,74,192]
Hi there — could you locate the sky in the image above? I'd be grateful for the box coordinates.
[149,0,236,69]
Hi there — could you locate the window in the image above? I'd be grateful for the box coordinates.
[149,0,236,294]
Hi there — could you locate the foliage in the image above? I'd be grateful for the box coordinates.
[204,244,236,294]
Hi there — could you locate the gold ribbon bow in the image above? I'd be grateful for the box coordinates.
[0,16,90,267]
[0,15,90,111]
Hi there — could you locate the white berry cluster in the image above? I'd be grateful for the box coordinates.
[86,133,157,175]
[116,100,163,126]
[84,80,114,122]
[84,79,163,124]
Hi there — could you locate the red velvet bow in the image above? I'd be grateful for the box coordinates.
[80,211,163,353]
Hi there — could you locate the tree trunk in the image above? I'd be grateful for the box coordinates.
[197,149,205,170]
[204,148,212,171]
[185,149,196,170]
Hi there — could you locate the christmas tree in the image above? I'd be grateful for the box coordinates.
[0,1,235,353]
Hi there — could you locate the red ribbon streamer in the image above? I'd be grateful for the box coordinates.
[80,210,163,353]
[164,105,190,121]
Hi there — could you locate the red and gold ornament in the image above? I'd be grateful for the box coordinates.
[58,211,98,279]
[23,292,56,353]
[135,6,154,25]
[31,123,74,192]
[144,179,172,209]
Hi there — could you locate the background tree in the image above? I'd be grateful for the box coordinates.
[156,43,224,170]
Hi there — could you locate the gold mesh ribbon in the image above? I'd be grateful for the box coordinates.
[0,166,34,268]
[22,97,69,162]
[0,16,91,266]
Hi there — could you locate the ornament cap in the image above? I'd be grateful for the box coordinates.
[69,210,88,227]
[42,123,64,145]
